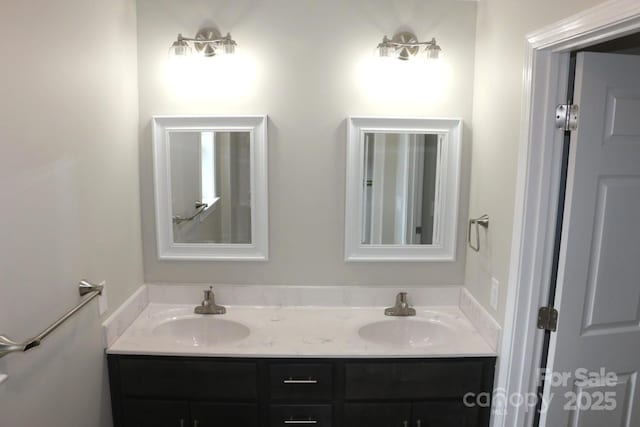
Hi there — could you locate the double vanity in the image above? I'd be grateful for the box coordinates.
[119,114,498,426]
[105,285,498,427]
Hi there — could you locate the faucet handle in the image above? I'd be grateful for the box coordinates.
[385,291,416,316]
[396,292,408,306]
[195,287,226,314]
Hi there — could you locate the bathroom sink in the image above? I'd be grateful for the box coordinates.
[358,318,454,348]
[152,317,250,347]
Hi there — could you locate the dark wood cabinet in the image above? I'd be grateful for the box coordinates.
[343,401,480,427]
[108,355,495,427]
[343,403,412,427]
[412,401,480,427]
[344,360,485,400]
[119,400,258,427]
[190,402,259,427]
[121,400,188,427]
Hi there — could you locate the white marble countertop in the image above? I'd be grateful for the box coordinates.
[107,303,497,358]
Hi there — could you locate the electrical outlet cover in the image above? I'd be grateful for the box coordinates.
[98,281,108,315]
[490,277,499,311]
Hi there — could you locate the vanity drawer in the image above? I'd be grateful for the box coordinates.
[119,358,191,398]
[269,363,333,400]
[269,404,333,427]
[190,360,257,400]
[345,360,486,400]
[117,358,257,400]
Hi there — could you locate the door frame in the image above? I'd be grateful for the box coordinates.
[495,1,640,426]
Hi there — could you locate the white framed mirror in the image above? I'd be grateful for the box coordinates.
[345,117,462,261]
[152,115,268,260]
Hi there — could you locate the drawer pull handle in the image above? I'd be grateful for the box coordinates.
[284,420,318,425]
[283,377,318,384]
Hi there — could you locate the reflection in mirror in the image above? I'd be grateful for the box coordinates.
[153,115,268,261]
[345,117,462,262]
[169,131,251,244]
[362,133,441,245]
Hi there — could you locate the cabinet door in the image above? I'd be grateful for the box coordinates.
[119,358,191,398]
[412,401,481,427]
[122,399,188,427]
[344,403,412,427]
[190,402,259,427]
[189,361,257,400]
[345,361,485,400]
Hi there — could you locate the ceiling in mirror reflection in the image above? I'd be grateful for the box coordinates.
[169,131,251,245]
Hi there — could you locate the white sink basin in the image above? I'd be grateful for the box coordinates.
[358,318,454,348]
[152,317,250,347]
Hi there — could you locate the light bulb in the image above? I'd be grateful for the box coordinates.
[220,33,237,55]
[168,35,191,58]
[377,36,394,58]
[425,40,441,60]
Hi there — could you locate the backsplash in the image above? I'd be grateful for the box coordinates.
[145,283,461,307]
[103,284,500,350]
[102,286,148,348]
[459,288,501,351]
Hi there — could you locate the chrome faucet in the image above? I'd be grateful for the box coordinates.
[194,286,226,315]
[384,292,416,317]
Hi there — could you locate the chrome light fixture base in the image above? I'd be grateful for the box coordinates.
[195,27,221,57]
[169,27,237,58]
[377,31,441,61]
[395,32,419,60]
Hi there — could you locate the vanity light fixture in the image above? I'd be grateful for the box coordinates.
[377,31,441,60]
[169,27,237,58]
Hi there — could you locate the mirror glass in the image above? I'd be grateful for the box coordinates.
[361,132,441,246]
[169,131,251,244]
[153,116,268,261]
[345,117,462,261]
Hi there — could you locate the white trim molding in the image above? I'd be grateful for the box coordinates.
[152,115,269,261]
[344,116,462,262]
[495,1,640,426]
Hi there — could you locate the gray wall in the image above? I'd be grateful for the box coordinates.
[137,0,478,285]
[465,0,608,324]
[0,0,142,426]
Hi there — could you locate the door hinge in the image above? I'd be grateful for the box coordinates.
[537,306,558,332]
[555,104,579,131]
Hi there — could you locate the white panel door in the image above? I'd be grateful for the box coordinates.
[541,52,640,426]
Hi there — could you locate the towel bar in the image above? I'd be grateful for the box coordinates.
[0,280,103,358]
[468,214,490,252]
